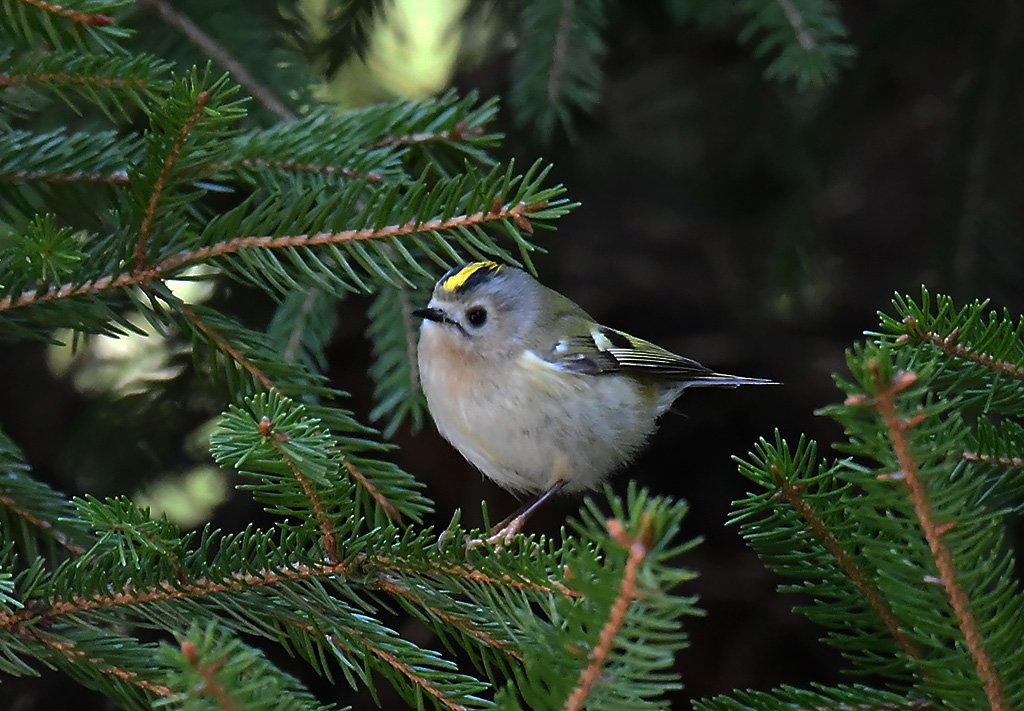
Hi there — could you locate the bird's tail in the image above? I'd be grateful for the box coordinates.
[684,373,778,388]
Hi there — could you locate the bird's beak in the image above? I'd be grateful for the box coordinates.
[413,306,445,323]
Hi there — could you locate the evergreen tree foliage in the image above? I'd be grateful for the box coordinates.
[4,1,1019,710]
[1,2,704,709]
[714,289,1024,711]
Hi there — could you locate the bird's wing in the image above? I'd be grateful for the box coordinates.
[546,326,715,377]
[545,326,776,386]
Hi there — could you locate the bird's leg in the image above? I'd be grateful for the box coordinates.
[482,479,567,547]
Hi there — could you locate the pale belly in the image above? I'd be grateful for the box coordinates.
[420,348,659,494]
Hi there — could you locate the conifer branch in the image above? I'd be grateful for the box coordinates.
[898,317,1024,381]
[870,362,1008,711]
[371,556,575,598]
[0,553,568,632]
[961,451,1024,468]
[0,492,87,557]
[181,640,240,711]
[0,167,129,184]
[0,199,547,312]
[16,0,112,26]
[376,120,486,148]
[327,633,470,711]
[135,0,296,121]
[768,465,923,660]
[0,560,352,628]
[179,302,275,391]
[259,414,339,559]
[200,157,383,183]
[343,460,401,523]
[135,89,210,271]
[19,627,174,697]
[562,516,650,711]
[375,573,524,662]
[0,71,145,90]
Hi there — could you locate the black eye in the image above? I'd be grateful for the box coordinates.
[466,307,488,327]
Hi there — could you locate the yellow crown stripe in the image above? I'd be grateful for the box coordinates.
[441,262,501,292]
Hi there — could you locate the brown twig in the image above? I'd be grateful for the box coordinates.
[179,302,274,390]
[0,493,87,557]
[0,559,353,629]
[562,516,651,711]
[0,168,130,184]
[962,451,1024,468]
[0,200,544,313]
[258,414,339,561]
[370,554,577,598]
[182,640,239,711]
[326,631,470,711]
[900,317,1024,381]
[0,549,575,636]
[19,626,173,697]
[0,72,146,90]
[135,90,210,271]
[769,465,923,659]
[375,120,483,148]
[871,361,1007,711]
[135,0,295,122]
[180,303,352,557]
[16,0,112,26]
[376,573,524,662]
[343,459,401,523]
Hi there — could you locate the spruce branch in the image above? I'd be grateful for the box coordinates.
[375,572,524,664]
[961,450,1024,468]
[376,120,487,149]
[510,0,606,142]
[898,316,1024,381]
[342,459,401,523]
[694,683,933,711]
[0,51,170,120]
[18,626,175,701]
[0,432,93,560]
[867,362,1008,711]
[179,638,239,710]
[135,88,210,270]
[0,169,566,313]
[16,0,113,26]
[2,0,130,51]
[736,0,855,90]
[366,280,430,437]
[877,289,1024,414]
[0,129,136,186]
[764,459,923,661]
[135,0,296,121]
[163,623,336,711]
[179,301,276,391]
[255,410,340,559]
[562,515,652,711]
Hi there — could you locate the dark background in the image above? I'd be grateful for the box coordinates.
[3,2,1023,708]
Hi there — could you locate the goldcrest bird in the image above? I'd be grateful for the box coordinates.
[414,261,774,537]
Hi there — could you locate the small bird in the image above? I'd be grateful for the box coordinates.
[414,261,774,540]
